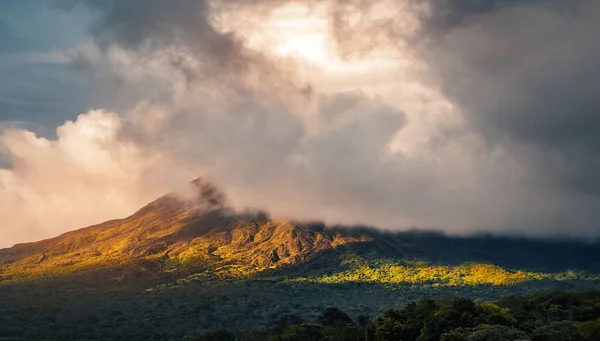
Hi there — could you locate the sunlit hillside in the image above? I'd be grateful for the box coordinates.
[0,178,365,283]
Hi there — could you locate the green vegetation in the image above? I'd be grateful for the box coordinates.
[2,266,600,340]
[187,291,600,341]
[4,288,587,341]
[293,256,600,287]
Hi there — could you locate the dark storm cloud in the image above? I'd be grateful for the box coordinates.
[420,0,577,33]
[83,0,248,74]
[77,0,313,105]
[416,0,600,195]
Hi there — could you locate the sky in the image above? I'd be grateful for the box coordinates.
[0,0,599,247]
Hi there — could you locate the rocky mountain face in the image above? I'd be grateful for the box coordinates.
[0,178,367,282]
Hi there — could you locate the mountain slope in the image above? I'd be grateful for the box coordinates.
[0,178,365,282]
[2,177,600,286]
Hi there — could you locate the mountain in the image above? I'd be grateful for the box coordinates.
[2,178,599,284]
[2,178,600,339]
[0,178,365,283]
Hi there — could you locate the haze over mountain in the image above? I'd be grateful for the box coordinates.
[2,0,600,247]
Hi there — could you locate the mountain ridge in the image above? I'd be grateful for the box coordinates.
[2,177,600,286]
[0,178,368,282]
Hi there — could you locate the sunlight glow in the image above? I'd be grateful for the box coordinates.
[216,2,397,75]
[265,5,333,66]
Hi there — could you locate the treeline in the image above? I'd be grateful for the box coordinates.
[190,291,600,341]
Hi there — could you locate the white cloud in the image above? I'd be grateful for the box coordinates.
[0,110,194,247]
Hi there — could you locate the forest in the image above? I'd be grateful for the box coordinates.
[3,284,600,340]
[192,291,600,341]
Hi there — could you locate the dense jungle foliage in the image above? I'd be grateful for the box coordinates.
[190,291,600,341]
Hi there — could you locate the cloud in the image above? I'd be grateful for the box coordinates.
[419,0,574,34]
[2,0,600,246]
[0,110,195,247]
[416,1,600,200]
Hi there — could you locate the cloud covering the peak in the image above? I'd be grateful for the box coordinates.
[1,0,600,246]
